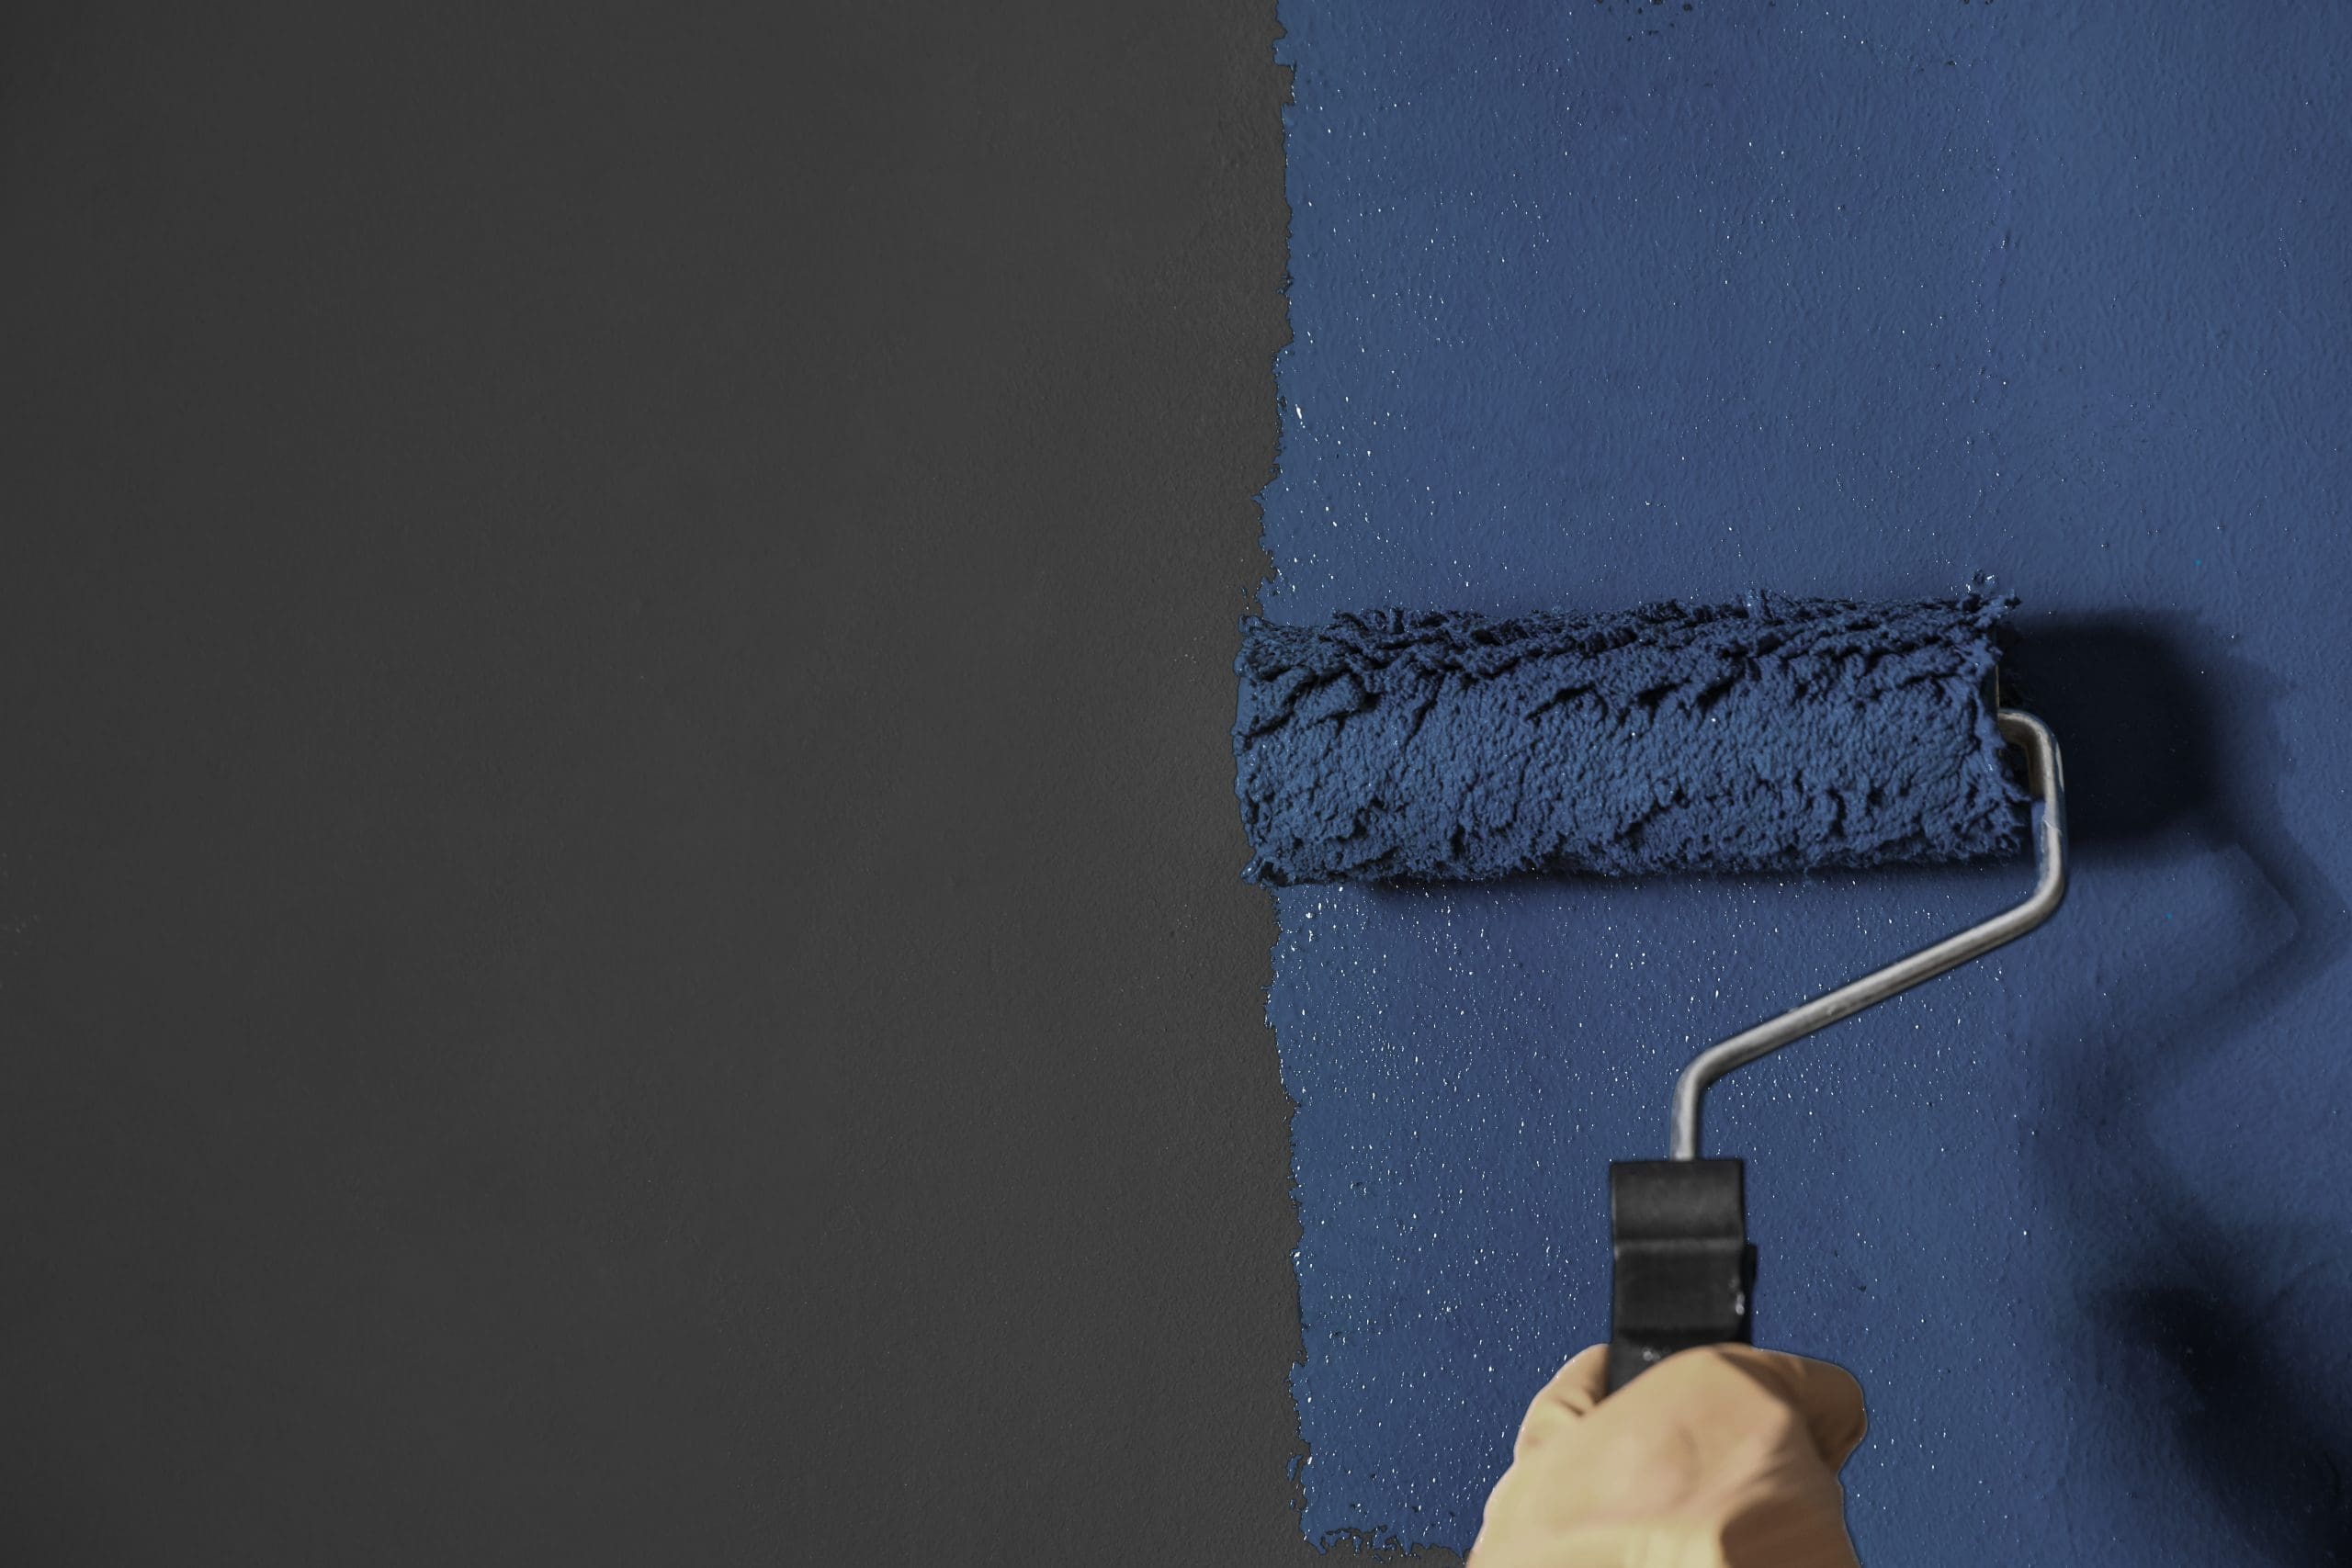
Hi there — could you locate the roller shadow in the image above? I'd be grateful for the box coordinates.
[2005,616,2352,1563]
[2001,618,2218,855]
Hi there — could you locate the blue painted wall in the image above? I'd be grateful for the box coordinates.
[1262,2,2352,1558]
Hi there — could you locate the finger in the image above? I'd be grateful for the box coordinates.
[1544,1344,1611,1418]
[1510,1345,1611,1461]
[1712,1346,1869,1466]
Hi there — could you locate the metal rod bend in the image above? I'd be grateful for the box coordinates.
[1668,709,2067,1159]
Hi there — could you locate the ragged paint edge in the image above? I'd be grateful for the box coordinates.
[1249,9,1473,1557]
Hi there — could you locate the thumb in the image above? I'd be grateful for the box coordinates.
[1706,1344,1869,1468]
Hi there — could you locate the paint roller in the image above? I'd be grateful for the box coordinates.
[1233,591,2065,1393]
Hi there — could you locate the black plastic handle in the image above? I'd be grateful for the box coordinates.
[1606,1158,1756,1394]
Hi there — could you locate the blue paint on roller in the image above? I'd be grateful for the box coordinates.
[1235,593,2025,886]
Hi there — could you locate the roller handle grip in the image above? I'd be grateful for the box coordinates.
[1605,1158,1756,1395]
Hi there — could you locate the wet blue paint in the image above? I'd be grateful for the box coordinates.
[1262,2,2352,1558]
[1234,593,2025,886]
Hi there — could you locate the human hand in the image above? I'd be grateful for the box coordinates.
[1467,1344,1868,1568]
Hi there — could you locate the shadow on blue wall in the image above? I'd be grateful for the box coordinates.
[2015,622,2352,1563]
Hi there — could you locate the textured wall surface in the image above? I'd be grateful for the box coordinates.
[1262,2,2352,1558]
[3,6,1304,1563]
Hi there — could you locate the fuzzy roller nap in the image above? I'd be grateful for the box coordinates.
[1233,592,2029,886]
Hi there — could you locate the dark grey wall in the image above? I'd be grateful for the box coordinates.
[0,6,1384,1562]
